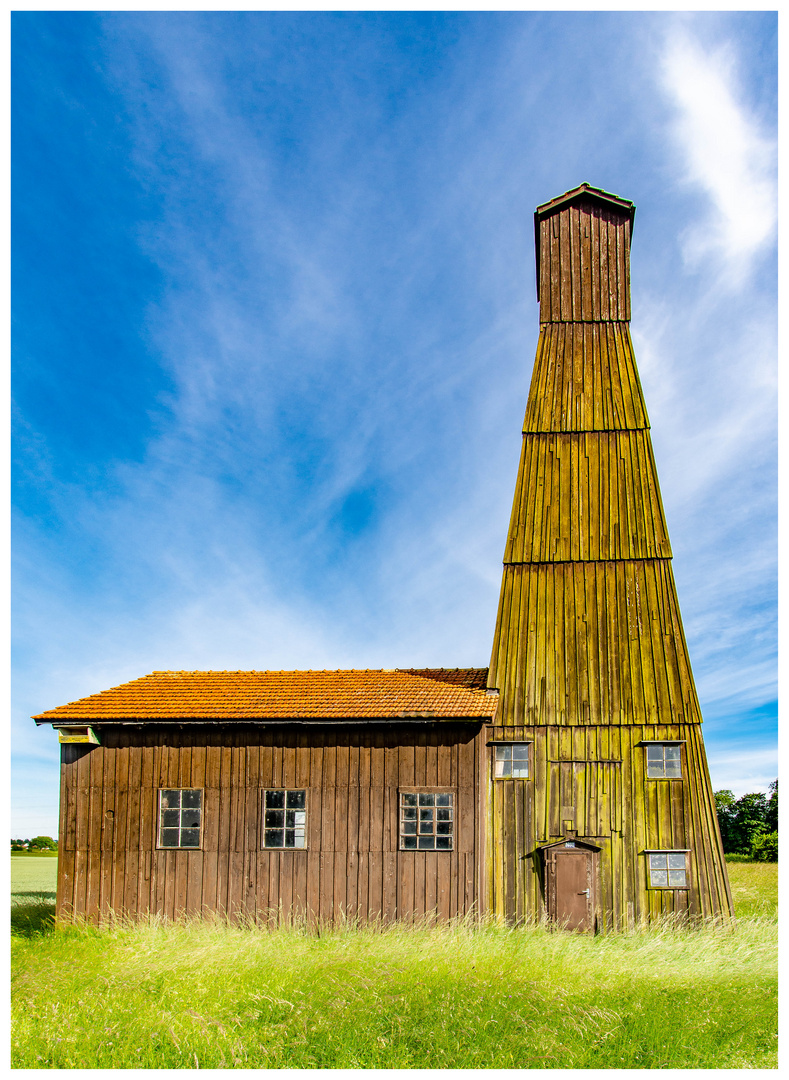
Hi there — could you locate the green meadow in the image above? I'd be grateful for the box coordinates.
[11,857,777,1069]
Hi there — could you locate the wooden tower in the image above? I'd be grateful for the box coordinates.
[486,183,733,929]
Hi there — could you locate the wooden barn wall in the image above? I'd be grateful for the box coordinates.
[56,722,483,924]
[489,560,703,728]
[486,724,733,926]
[537,200,631,323]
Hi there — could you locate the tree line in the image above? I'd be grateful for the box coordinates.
[714,780,777,861]
[11,836,57,851]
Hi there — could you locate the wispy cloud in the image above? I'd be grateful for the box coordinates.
[659,26,776,286]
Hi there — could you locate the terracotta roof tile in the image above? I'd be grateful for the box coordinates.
[32,669,498,723]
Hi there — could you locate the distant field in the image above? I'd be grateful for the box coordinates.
[11,855,58,903]
[10,855,777,1069]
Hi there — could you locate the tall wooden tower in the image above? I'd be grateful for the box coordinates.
[486,183,733,928]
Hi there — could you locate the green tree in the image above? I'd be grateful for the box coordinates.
[714,784,777,855]
[765,780,778,833]
[751,831,778,862]
[714,790,737,851]
[27,836,57,851]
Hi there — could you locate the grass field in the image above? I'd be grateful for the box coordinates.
[11,857,777,1069]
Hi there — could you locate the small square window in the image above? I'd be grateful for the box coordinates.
[648,852,688,888]
[646,744,682,779]
[399,792,454,850]
[158,789,203,849]
[494,743,530,779]
[262,790,307,849]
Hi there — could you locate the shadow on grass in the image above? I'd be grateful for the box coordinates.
[11,895,57,938]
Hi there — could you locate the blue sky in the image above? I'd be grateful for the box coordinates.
[12,11,777,835]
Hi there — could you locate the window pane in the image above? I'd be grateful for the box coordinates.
[436,794,451,807]
[161,809,180,828]
[182,814,201,829]
[418,793,435,806]
[160,790,180,809]
[286,790,306,810]
[646,746,664,763]
[668,870,687,886]
[294,811,306,826]
[650,869,668,886]
[665,761,681,778]
[265,809,284,828]
[403,807,417,820]
[182,790,201,809]
[292,832,306,849]
[437,822,452,835]
[160,828,180,848]
[494,758,507,778]
[436,808,451,821]
[266,790,285,809]
[418,836,435,849]
[649,853,668,870]
[265,829,283,847]
[402,821,417,834]
[284,829,296,847]
[513,745,529,761]
[181,829,201,848]
[436,836,452,850]
[403,835,417,850]
[419,808,434,821]
[667,853,686,869]
[511,764,529,778]
[402,793,417,807]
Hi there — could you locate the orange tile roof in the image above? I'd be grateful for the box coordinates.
[32,668,498,723]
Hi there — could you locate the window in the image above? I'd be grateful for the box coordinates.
[399,792,454,850]
[494,743,530,778]
[646,743,682,778]
[158,789,202,849]
[647,851,688,888]
[263,789,307,848]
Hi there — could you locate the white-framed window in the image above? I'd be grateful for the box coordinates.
[262,789,307,849]
[158,788,203,849]
[493,743,530,778]
[646,743,682,779]
[647,851,688,888]
[399,792,454,850]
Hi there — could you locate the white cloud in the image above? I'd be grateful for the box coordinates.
[660,28,776,285]
[705,747,777,798]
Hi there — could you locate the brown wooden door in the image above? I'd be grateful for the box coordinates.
[547,847,595,931]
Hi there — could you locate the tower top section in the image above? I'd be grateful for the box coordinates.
[534,183,635,323]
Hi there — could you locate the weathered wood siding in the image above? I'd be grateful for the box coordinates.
[56,722,483,923]
[487,187,733,924]
[485,723,732,926]
[536,196,631,323]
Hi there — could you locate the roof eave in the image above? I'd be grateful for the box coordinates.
[37,714,495,726]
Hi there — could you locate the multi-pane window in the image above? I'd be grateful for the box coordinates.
[263,789,307,848]
[158,789,202,849]
[399,792,454,850]
[646,743,682,778]
[494,743,530,778]
[648,852,688,888]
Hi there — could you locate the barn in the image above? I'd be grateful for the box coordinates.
[34,183,734,929]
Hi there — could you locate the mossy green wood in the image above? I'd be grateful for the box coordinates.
[487,186,733,924]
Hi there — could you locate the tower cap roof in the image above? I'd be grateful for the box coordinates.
[533,183,636,302]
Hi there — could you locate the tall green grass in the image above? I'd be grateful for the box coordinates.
[11,859,777,1069]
